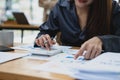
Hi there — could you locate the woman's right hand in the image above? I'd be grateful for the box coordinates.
[35,34,56,50]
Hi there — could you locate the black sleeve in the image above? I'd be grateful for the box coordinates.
[34,4,60,47]
[98,12,120,52]
[99,35,120,52]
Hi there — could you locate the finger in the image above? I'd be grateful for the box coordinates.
[35,39,40,46]
[45,34,53,46]
[74,45,86,60]
[39,37,45,48]
[36,35,45,47]
[95,46,102,57]
[90,47,97,59]
[44,42,50,50]
[85,47,92,60]
[42,36,50,50]
[95,49,102,57]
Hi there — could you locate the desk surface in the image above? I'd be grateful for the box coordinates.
[0,48,75,80]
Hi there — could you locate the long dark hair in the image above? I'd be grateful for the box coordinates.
[86,0,112,39]
[70,0,112,40]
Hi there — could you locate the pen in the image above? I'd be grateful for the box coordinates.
[77,50,87,60]
[78,50,104,60]
[82,50,87,56]
[66,51,87,61]
[51,37,54,40]
[66,51,87,60]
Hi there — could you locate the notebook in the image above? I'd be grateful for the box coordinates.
[12,12,29,25]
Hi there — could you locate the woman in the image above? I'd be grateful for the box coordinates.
[35,0,120,60]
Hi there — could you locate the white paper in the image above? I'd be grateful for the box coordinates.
[31,52,120,80]
[0,52,29,64]
[25,55,50,60]
[11,44,34,50]
[70,52,120,80]
[31,61,74,75]
[31,53,87,76]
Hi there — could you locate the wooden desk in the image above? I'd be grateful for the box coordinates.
[0,45,75,80]
[0,23,39,43]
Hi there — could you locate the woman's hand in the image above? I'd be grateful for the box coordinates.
[35,34,56,50]
[74,37,103,60]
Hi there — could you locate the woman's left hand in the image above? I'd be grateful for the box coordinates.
[74,37,103,60]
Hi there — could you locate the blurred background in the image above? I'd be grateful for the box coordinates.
[0,0,43,44]
[0,0,119,44]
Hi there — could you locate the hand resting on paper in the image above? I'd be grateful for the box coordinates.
[74,37,103,60]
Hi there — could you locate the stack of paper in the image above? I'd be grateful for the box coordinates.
[0,52,29,64]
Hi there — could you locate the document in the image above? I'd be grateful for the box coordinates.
[31,53,87,75]
[70,52,120,80]
[0,52,29,64]
[31,61,74,75]
[31,52,120,80]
